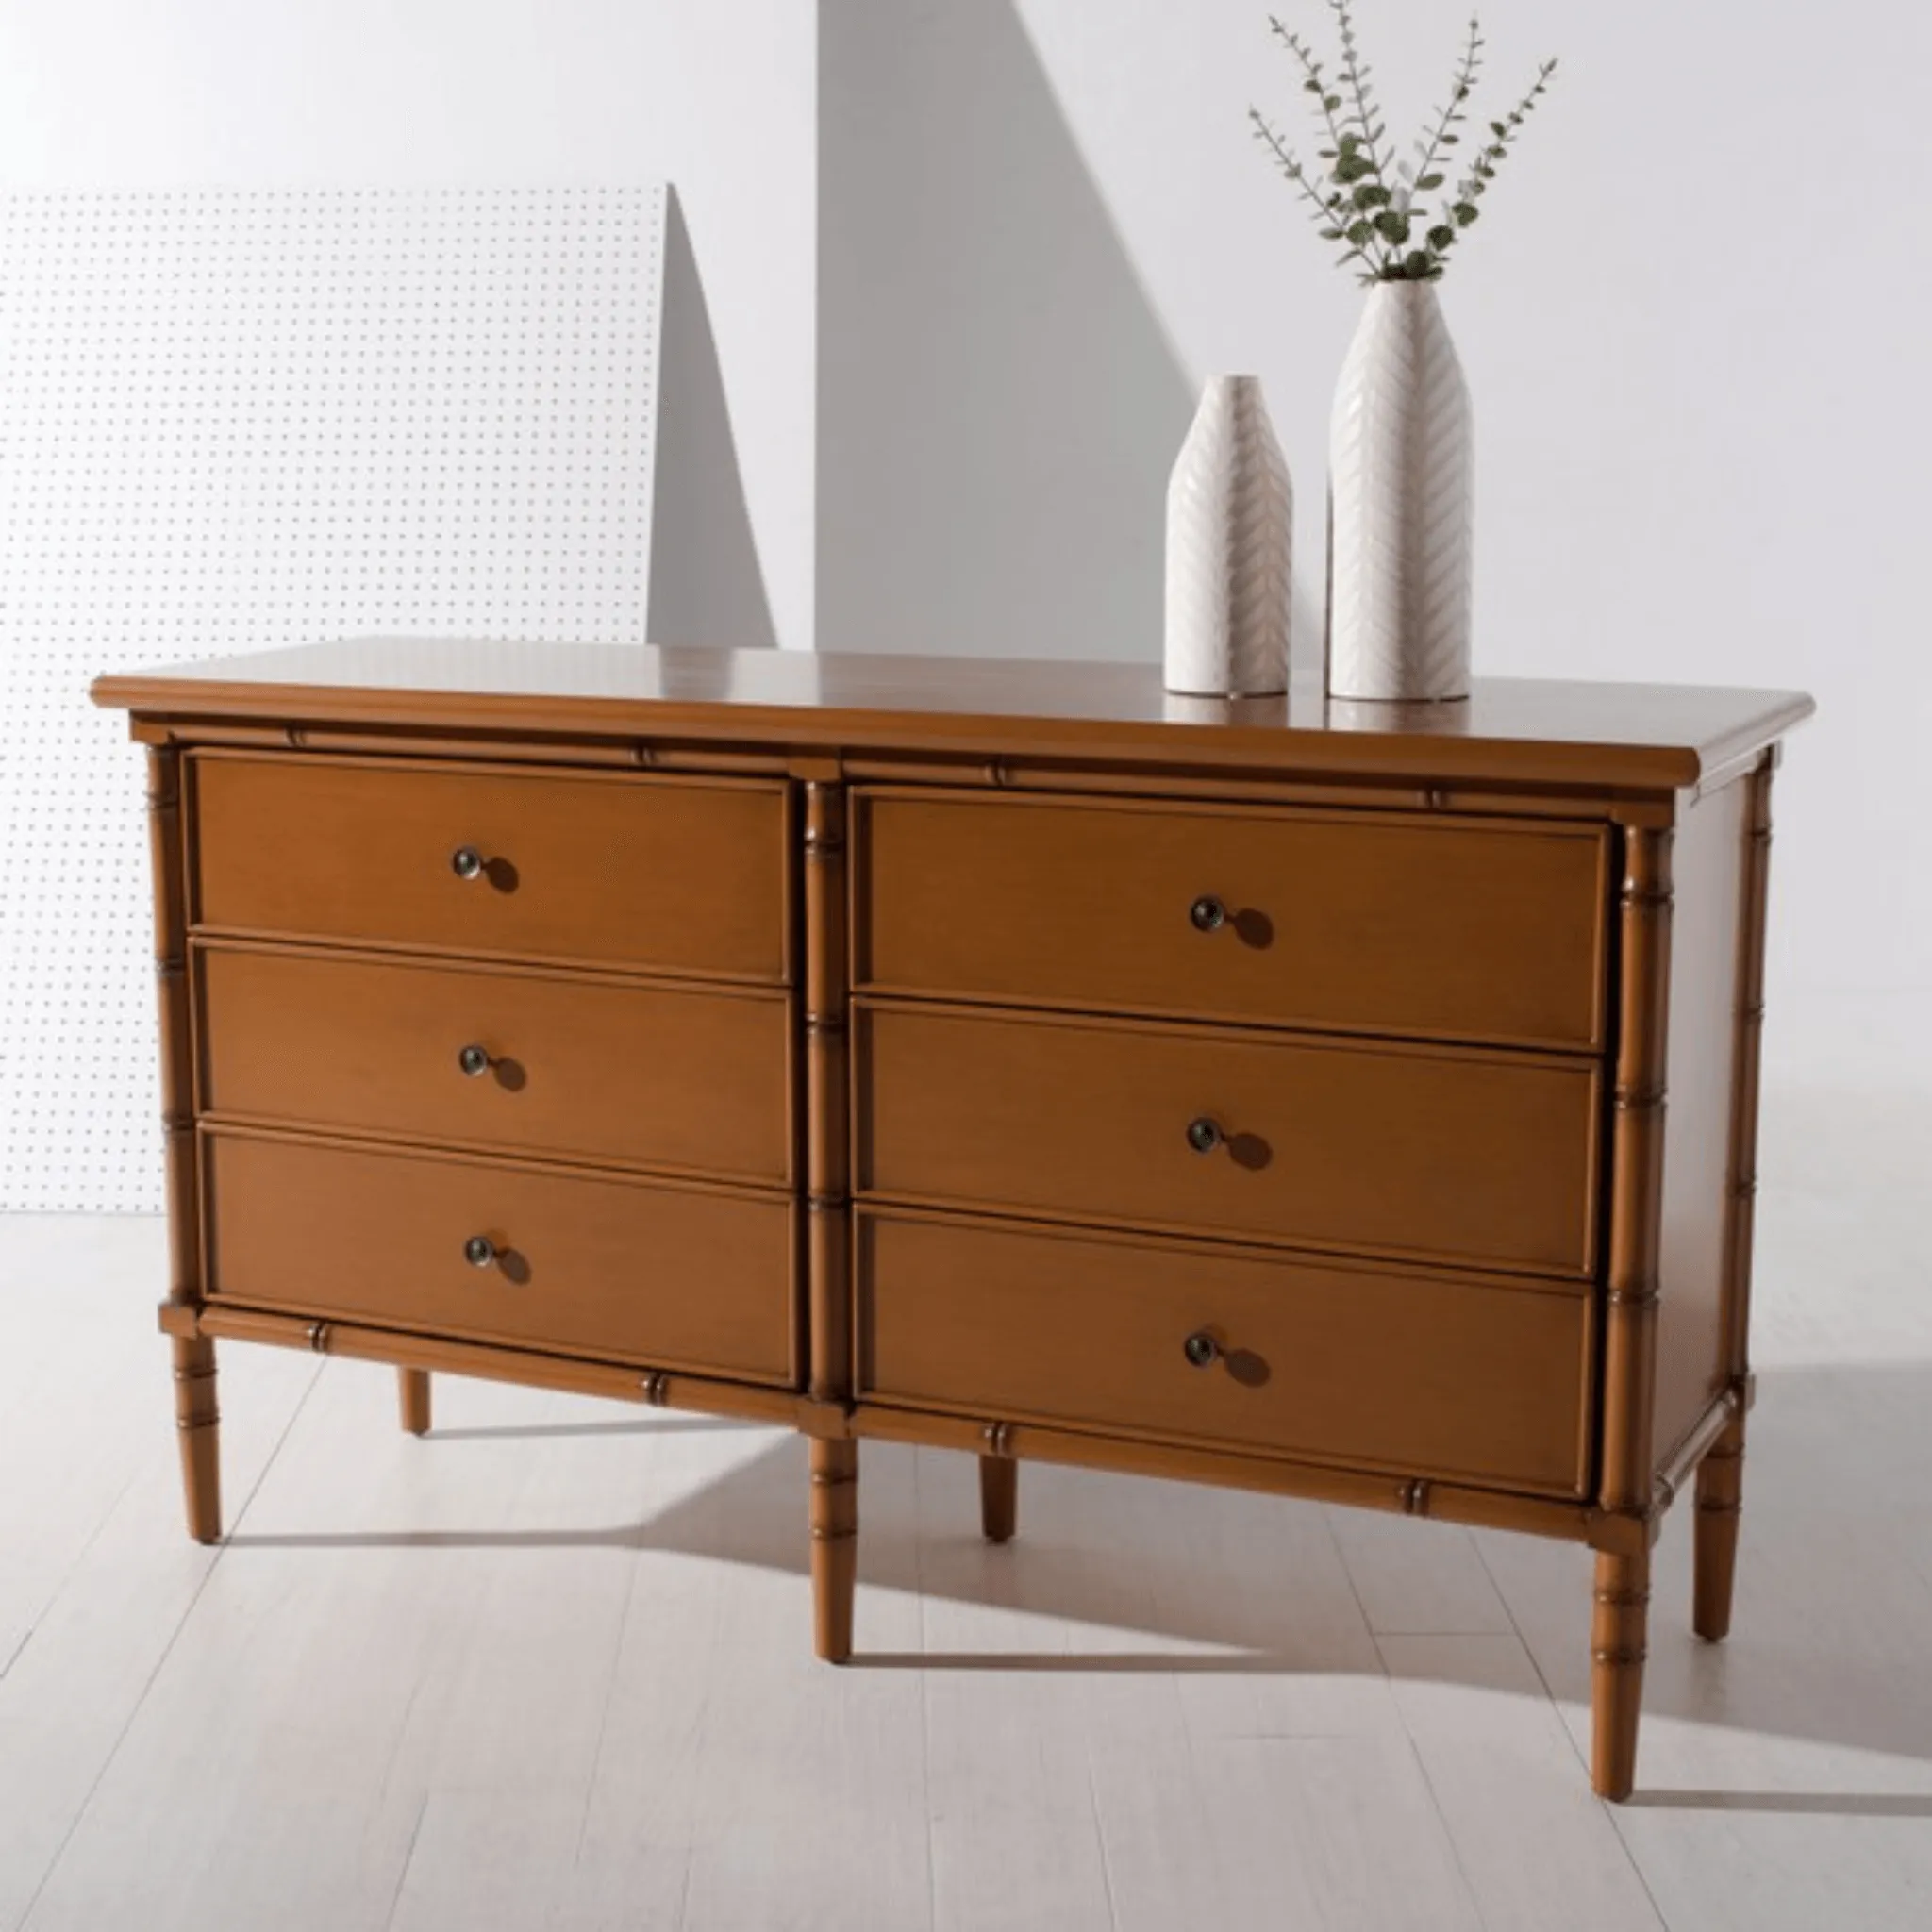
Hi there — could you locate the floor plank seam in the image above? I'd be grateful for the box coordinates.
[8,1355,326,1932]
[381,1790,430,1932]
[1468,1537,1671,1927]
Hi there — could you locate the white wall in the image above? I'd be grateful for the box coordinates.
[5,0,1922,1023]
[818,0,1932,1025]
[0,0,817,652]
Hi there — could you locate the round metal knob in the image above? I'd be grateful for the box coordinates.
[463,1234,497,1269]
[451,846,485,880]
[1183,1331,1221,1371]
[1186,1117,1224,1156]
[458,1043,491,1078]
[1190,895,1227,934]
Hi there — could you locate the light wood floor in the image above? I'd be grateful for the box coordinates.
[3,1079,1929,1931]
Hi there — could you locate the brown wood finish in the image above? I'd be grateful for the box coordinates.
[192,751,791,980]
[978,1455,1018,1544]
[203,1130,796,1384]
[1592,1549,1651,1803]
[397,1367,431,1436]
[858,1208,1594,1497]
[195,942,791,1183]
[802,778,853,1407]
[810,1437,858,1662]
[1694,754,1778,1644]
[93,642,1813,1804]
[96,639,1811,792]
[858,1002,1602,1276]
[857,789,1608,1049]
[1593,824,1674,1799]
[148,747,222,1544]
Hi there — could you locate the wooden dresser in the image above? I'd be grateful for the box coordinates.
[92,641,1811,1801]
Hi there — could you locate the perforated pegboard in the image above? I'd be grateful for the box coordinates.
[0,187,663,1209]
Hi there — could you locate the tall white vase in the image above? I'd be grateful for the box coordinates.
[1326,283,1474,703]
[1164,375,1291,697]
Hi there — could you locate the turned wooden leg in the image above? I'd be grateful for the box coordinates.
[1694,1418,1745,1641]
[979,1455,1017,1543]
[810,1438,858,1662]
[173,1335,222,1544]
[1591,1548,1650,1802]
[397,1367,432,1437]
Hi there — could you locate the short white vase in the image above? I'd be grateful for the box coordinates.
[1164,375,1291,697]
[1326,282,1474,703]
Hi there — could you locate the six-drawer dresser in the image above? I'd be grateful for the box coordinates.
[92,641,1812,1801]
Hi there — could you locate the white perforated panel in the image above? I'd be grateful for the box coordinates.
[0,187,663,1209]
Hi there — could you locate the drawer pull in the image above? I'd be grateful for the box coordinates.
[458,1043,492,1078]
[1189,895,1228,934]
[451,845,487,880]
[1186,1116,1224,1156]
[1183,1330,1222,1371]
[463,1234,498,1269]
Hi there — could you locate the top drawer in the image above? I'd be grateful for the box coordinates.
[855,790,1608,1049]
[192,754,790,981]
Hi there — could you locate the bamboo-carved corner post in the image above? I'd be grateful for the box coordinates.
[803,778,858,1661]
[148,747,221,1543]
[1696,756,1776,1641]
[1593,823,1674,1802]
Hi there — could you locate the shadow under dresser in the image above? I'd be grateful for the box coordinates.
[92,641,1812,1802]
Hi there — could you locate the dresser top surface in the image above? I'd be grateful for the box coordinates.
[94,640,1812,791]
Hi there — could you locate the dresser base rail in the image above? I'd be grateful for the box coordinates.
[847,1403,1655,1555]
[160,1299,814,1431]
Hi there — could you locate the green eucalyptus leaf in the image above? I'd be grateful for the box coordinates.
[1427,225,1456,250]
[1346,219,1375,246]
[1404,251,1433,277]
[1322,228,1346,242]
[1354,183,1391,208]
[1417,173,1445,190]
[1374,210,1412,243]
[1454,202,1480,225]
[1324,93,1343,111]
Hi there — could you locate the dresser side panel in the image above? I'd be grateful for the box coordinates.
[1652,780,1749,1470]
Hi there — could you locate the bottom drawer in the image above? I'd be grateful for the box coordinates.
[206,1133,796,1385]
[858,1210,1592,1498]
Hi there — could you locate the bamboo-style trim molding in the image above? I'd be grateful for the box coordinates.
[1601,825,1674,1517]
[1649,1383,1747,1513]
[848,1403,1641,1550]
[802,779,853,1404]
[1721,756,1777,1388]
[177,1301,809,1426]
[137,717,791,775]
[148,746,222,1541]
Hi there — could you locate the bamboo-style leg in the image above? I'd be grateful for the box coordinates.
[398,1367,432,1437]
[979,1455,1017,1543]
[1591,1548,1650,1802]
[1693,1418,1745,1641]
[810,1437,858,1662]
[174,1335,222,1543]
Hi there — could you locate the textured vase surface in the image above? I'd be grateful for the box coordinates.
[1327,282,1474,703]
[1164,375,1292,697]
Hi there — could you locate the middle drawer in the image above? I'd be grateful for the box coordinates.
[197,944,792,1184]
[857,1003,1602,1277]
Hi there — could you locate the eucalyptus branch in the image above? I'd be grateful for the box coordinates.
[1266,15,1392,275]
[1408,17,1483,210]
[1248,110,1380,276]
[1251,4,1557,285]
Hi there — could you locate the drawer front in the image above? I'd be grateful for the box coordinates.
[193,754,789,979]
[859,1211,1592,1497]
[858,1005,1601,1276]
[197,947,791,1183]
[857,791,1608,1049]
[205,1133,795,1384]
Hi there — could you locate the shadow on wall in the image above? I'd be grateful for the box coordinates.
[818,0,1195,662]
[647,186,777,651]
